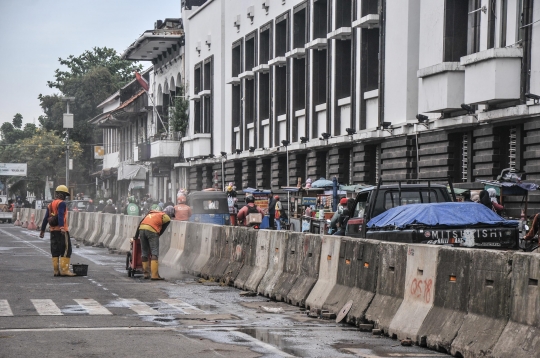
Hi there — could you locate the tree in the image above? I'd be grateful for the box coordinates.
[38,47,143,193]
[0,130,82,196]
[169,84,190,136]
[12,113,23,129]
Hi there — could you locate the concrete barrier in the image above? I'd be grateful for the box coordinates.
[158,219,173,258]
[117,215,139,253]
[286,234,322,307]
[273,232,305,302]
[388,245,441,342]
[81,212,93,240]
[323,238,380,325]
[161,220,187,271]
[492,252,540,358]
[221,226,255,285]
[364,242,408,333]
[33,209,43,231]
[234,228,263,290]
[305,235,341,313]
[21,208,29,228]
[12,208,20,223]
[450,250,513,358]
[108,214,125,249]
[86,213,103,244]
[189,223,215,276]
[257,230,289,299]
[241,229,271,292]
[100,214,116,247]
[69,211,79,236]
[200,225,230,280]
[417,247,473,351]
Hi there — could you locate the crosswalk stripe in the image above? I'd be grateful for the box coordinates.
[31,299,63,316]
[122,299,158,316]
[0,300,13,316]
[74,299,112,315]
[160,299,205,314]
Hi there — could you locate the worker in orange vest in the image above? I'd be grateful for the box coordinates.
[174,194,192,221]
[133,206,174,280]
[40,185,77,277]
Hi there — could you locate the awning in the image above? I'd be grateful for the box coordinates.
[118,163,147,181]
[129,180,146,190]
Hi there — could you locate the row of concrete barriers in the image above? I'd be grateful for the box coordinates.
[12,208,540,358]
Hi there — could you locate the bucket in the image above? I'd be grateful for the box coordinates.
[72,263,88,276]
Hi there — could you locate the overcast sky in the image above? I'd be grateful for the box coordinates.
[0,0,180,126]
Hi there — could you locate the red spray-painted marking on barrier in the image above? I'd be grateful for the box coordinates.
[410,278,433,303]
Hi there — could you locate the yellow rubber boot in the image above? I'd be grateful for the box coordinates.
[59,257,77,277]
[150,260,164,280]
[142,261,150,279]
[52,257,60,277]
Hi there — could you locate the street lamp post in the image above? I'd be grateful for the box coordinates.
[62,97,75,188]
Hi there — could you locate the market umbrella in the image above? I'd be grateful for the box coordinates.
[311,178,333,188]
[332,176,338,212]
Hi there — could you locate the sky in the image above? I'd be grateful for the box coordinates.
[0,0,181,126]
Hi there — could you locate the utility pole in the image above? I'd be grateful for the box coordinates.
[62,97,75,188]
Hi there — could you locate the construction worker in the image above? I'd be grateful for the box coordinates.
[133,206,174,280]
[174,194,192,221]
[40,185,76,277]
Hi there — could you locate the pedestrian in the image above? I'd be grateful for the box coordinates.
[158,198,164,210]
[39,185,76,276]
[329,197,348,234]
[333,209,350,236]
[487,188,504,214]
[174,194,192,221]
[132,206,174,280]
[125,196,140,216]
[479,190,492,210]
[97,200,105,212]
[268,195,278,229]
[102,199,116,214]
[275,195,287,229]
[237,196,264,226]
[86,199,95,212]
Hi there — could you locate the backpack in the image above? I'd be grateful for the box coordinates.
[247,204,259,214]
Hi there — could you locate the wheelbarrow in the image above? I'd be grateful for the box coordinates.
[126,237,143,277]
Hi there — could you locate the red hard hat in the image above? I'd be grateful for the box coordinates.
[340,197,348,205]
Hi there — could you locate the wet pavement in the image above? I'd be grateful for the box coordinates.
[1,224,450,357]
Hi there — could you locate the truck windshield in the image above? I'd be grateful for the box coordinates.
[354,192,369,217]
[384,190,441,211]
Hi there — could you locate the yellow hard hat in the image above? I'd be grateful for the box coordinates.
[55,185,70,195]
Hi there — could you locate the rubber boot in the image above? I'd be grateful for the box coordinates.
[150,260,164,280]
[142,261,150,279]
[59,257,77,277]
[52,257,60,277]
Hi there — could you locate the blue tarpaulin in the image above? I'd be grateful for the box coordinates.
[367,202,519,229]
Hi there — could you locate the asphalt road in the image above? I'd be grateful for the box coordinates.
[0,224,450,358]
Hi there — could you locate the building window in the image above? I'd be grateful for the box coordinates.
[194,65,201,94]
[499,0,508,47]
[335,0,352,29]
[467,0,481,54]
[260,25,271,64]
[245,33,256,70]
[444,0,469,61]
[275,66,287,117]
[487,0,497,49]
[312,49,326,106]
[335,40,351,100]
[259,72,270,121]
[293,3,307,49]
[361,0,378,16]
[232,41,242,147]
[313,0,328,39]
[275,14,288,57]
[245,77,255,124]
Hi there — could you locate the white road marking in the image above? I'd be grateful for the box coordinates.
[31,299,63,316]
[74,299,112,315]
[160,298,205,314]
[122,299,158,315]
[0,300,13,316]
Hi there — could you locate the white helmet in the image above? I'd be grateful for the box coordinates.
[107,199,113,205]
[99,200,104,204]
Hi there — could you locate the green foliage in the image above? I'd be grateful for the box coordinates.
[0,130,82,195]
[169,84,189,136]
[0,117,37,144]
[12,113,23,129]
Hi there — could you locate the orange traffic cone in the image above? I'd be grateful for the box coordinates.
[14,212,21,226]
[27,213,37,230]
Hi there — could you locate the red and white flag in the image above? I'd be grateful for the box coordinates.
[135,72,149,92]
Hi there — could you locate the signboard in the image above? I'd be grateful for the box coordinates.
[302,197,317,206]
[94,146,104,159]
[0,163,27,176]
[63,113,74,128]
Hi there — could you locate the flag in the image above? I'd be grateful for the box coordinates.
[135,72,149,92]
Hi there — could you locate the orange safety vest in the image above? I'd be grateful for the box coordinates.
[174,204,192,221]
[140,211,167,233]
[48,199,68,231]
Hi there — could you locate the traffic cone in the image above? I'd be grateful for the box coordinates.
[21,217,28,228]
[27,213,37,230]
[14,212,21,226]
